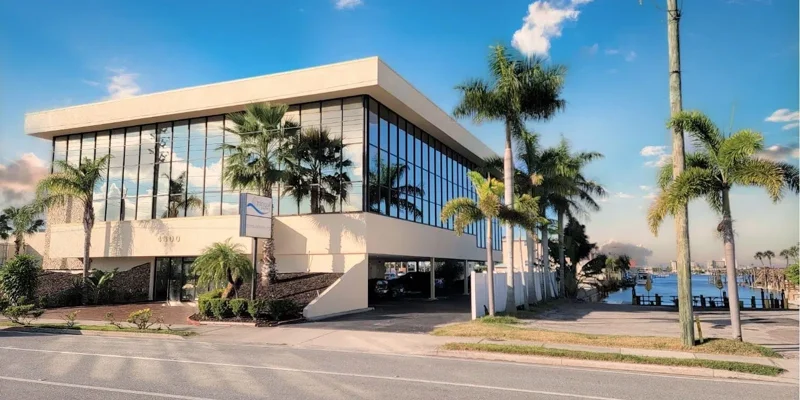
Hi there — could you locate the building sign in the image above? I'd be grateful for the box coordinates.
[239,193,272,239]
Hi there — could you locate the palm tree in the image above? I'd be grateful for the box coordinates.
[37,155,110,304]
[780,249,791,267]
[192,239,253,299]
[0,204,45,256]
[764,250,775,268]
[282,127,352,213]
[162,172,203,218]
[789,245,799,265]
[754,251,765,266]
[441,171,540,316]
[222,102,292,284]
[367,161,424,218]
[454,45,566,313]
[648,110,799,341]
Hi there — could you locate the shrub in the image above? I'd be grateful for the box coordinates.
[104,312,123,329]
[786,264,799,286]
[230,298,248,318]
[209,299,231,320]
[197,289,224,318]
[0,255,41,305]
[127,308,155,330]
[267,299,302,321]
[2,298,44,325]
[62,310,79,328]
[248,299,267,320]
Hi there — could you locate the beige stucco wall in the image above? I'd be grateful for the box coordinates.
[303,255,368,320]
[47,215,252,259]
[364,213,501,262]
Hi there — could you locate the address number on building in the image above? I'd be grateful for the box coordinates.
[158,236,181,243]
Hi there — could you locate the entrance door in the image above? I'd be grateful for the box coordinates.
[153,257,198,302]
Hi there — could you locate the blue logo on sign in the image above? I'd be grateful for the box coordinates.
[246,202,266,215]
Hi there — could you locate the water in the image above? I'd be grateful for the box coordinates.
[604,274,779,305]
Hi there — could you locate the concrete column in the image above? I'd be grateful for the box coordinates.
[463,260,469,295]
[430,257,436,300]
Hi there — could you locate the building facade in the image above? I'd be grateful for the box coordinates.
[24,57,503,318]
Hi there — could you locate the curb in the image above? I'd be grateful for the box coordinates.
[1,326,188,340]
[434,349,798,384]
[186,316,256,327]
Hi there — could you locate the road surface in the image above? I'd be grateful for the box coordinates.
[0,330,794,400]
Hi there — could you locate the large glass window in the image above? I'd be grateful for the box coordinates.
[363,97,499,251]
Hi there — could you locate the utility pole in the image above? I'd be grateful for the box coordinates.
[666,0,695,346]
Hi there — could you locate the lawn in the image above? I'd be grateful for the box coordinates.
[442,343,784,377]
[432,318,781,358]
[0,321,195,337]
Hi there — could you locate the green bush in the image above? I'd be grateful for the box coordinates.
[267,299,302,321]
[209,298,231,320]
[197,289,224,318]
[230,299,248,318]
[2,298,44,325]
[127,308,154,330]
[248,299,267,320]
[0,255,41,305]
[786,264,799,286]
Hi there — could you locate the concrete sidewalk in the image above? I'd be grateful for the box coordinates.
[188,324,798,383]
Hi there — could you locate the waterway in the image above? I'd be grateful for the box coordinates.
[604,274,779,304]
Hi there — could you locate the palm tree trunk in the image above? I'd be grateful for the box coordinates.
[526,229,537,304]
[721,189,742,340]
[503,122,516,315]
[485,217,496,316]
[13,237,21,256]
[541,224,552,299]
[81,203,95,305]
[557,211,566,297]
[667,0,694,347]
[262,189,278,285]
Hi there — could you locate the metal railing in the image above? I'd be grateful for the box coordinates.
[632,289,792,310]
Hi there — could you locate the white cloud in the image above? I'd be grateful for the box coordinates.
[765,108,799,130]
[640,145,666,157]
[511,0,593,57]
[615,192,633,199]
[644,155,671,168]
[639,185,651,191]
[604,48,620,55]
[755,144,800,162]
[106,68,141,100]
[0,153,49,208]
[597,240,653,267]
[583,43,599,55]
[643,192,657,200]
[334,0,362,9]
[624,50,637,62]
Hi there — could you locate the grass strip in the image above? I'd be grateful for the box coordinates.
[442,342,784,377]
[432,320,780,358]
[0,322,195,337]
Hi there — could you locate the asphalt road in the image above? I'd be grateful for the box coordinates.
[0,330,794,400]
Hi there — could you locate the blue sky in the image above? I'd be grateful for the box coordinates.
[1,0,797,265]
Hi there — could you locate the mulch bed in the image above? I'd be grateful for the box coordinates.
[248,272,343,306]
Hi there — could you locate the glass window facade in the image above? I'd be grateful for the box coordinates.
[364,97,501,251]
[49,95,499,251]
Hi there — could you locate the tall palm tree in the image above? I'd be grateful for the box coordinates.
[780,249,791,267]
[222,102,292,284]
[282,127,352,213]
[454,45,566,314]
[754,252,765,266]
[763,250,775,268]
[441,171,540,316]
[192,239,253,299]
[648,111,798,341]
[0,204,45,256]
[162,172,203,218]
[546,139,605,295]
[37,155,110,304]
[367,161,424,218]
[789,245,799,265]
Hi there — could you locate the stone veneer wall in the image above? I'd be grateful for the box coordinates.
[43,199,84,270]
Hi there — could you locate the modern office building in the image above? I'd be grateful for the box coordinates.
[24,57,503,318]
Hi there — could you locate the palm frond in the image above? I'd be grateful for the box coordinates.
[730,157,785,202]
[668,110,723,154]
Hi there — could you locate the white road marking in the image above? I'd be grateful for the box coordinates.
[0,375,217,400]
[0,346,621,400]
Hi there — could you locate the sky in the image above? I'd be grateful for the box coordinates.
[0,0,797,266]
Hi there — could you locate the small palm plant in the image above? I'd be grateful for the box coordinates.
[192,239,253,299]
[441,171,541,315]
[37,155,110,304]
[86,268,117,304]
[648,110,799,341]
[0,204,45,255]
